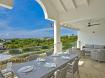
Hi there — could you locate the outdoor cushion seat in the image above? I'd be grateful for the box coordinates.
[85,44,94,48]
[91,49,105,61]
[94,45,105,49]
[82,44,105,56]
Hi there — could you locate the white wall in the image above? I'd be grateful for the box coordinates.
[78,23,105,49]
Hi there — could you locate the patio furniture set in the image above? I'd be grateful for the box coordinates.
[82,44,105,62]
[0,50,80,78]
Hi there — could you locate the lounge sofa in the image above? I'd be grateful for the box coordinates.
[91,49,105,61]
[82,44,105,55]
[82,44,105,61]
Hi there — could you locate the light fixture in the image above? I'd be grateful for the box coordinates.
[92,31,95,33]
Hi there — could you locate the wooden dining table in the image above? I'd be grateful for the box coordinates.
[12,53,78,78]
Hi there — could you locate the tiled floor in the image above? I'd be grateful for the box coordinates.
[79,56,105,78]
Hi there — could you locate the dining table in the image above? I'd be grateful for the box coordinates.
[12,52,78,78]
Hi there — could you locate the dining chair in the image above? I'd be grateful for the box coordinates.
[66,49,70,53]
[67,57,80,78]
[54,65,69,78]
[1,62,14,78]
[0,71,5,78]
[46,51,53,56]
[39,53,47,58]
[27,54,38,61]
[7,62,13,72]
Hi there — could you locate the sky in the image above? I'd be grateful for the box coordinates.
[0,0,77,39]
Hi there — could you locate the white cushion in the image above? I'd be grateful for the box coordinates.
[1,69,7,74]
[85,44,94,48]
[83,48,92,51]
[94,45,105,49]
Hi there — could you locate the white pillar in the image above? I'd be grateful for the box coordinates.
[77,31,82,50]
[54,21,62,54]
[77,33,80,49]
[77,40,80,48]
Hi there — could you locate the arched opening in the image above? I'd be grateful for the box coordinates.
[0,0,77,70]
[0,0,55,68]
[36,0,48,20]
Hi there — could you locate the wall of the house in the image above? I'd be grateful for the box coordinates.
[78,23,105,49]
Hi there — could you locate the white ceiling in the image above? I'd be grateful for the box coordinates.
[39,0,105,30]
[63,17,105,30]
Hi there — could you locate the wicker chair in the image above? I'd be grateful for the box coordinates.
[54,65,69,78]
[1,62,14,78]
[91,49,105,62]
[27,54,38,61]
[46,51,53,56]
[39,53,47,58]
[67,57,80,78]
[0,71,5,78]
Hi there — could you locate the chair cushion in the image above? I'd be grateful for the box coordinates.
[83,48,92,52]
[91,49,105,61]
[94,45,105,49]
[85,44,94,48]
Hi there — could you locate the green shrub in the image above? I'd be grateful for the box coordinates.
[9,49,22,54]
[0,50,5,53]
[42,46,49,49]
[18,53,29,58]
[22,47,35,52]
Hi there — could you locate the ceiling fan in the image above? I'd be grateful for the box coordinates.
[87,19,100,27]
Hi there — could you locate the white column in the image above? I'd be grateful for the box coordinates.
[54,21,62,54]
[77,32,80,49]
[77,31,82,50]
[77,40,80,48]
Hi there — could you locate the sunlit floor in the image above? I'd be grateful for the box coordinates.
[79,56,105,78]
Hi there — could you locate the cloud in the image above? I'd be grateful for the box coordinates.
[0,20,12,30]
[0,27,77,39]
